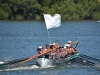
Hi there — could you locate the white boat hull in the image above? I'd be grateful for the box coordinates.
[35,58,55,67]
[35,53,79,67]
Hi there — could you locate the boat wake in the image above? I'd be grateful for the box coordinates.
[0,64,56,72]
[0,65,39,72]
[0,61,100,72]
[0,64,100,72]
[94,63,100,68]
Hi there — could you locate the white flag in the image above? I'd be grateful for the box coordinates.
[43,14,61,29]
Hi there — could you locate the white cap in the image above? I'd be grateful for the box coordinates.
[53,43,55,45]
[49,44,53,46]
[66,44,70,47]
[38,46,42,48]
[68,40,72,43]
[64,46,66,48]
[64,44,67,47]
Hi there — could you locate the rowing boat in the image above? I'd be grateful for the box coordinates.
[35,53,79,67]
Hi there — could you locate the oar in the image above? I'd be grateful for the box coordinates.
[72,57,95,67]
[74,41,79,49]
[14,49,51,67]
[79,54,100,62]
[71,42,95,66]
[0,57,29,66]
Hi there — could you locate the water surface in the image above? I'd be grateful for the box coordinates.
[0,20,100,75]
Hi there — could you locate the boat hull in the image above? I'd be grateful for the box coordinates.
[35,53,79,67]
[35,58,55,67]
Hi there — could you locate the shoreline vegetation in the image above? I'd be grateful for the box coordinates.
[0,0,100,20]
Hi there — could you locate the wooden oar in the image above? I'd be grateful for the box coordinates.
[14,49,51,66]
[0,57,29,66]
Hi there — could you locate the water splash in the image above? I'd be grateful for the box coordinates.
[0,64,56,72]
[94,63,100,68]
[0,65,39,72]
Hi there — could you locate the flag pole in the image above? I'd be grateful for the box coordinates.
[47,29,51,44]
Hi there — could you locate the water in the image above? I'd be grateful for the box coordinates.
[0,20,100,75]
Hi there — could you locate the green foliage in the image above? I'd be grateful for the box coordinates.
[0,8,8,19]
[35,15,41,20]
[92,12,100,19]
[0,0,100,20]
[15,14,23,20]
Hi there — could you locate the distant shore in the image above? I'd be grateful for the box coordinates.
[0,0,100,20]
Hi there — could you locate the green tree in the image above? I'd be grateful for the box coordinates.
[0,8,8,19]
[0,0,100,20]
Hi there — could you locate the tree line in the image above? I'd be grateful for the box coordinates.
[0,0,100,20]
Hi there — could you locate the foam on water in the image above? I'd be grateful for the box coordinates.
[0,64,56,72]
[94,63,100,68]
[0,65,39,72]
[0,62,100,72]
[40,65,56,68]
[0,61,4,64]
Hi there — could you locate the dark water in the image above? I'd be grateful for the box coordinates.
[0,20,100,75]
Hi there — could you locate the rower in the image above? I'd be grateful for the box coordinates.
[65,44,72,54]
[55,41,61,49]
[55,48,60,60]
[59,47,64,57]
[63,46,68,56]
[72,46,78,54]
[49,44,56,59]
[37,46,45,58]
[44,44,50,58]
[65,43,78,56]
